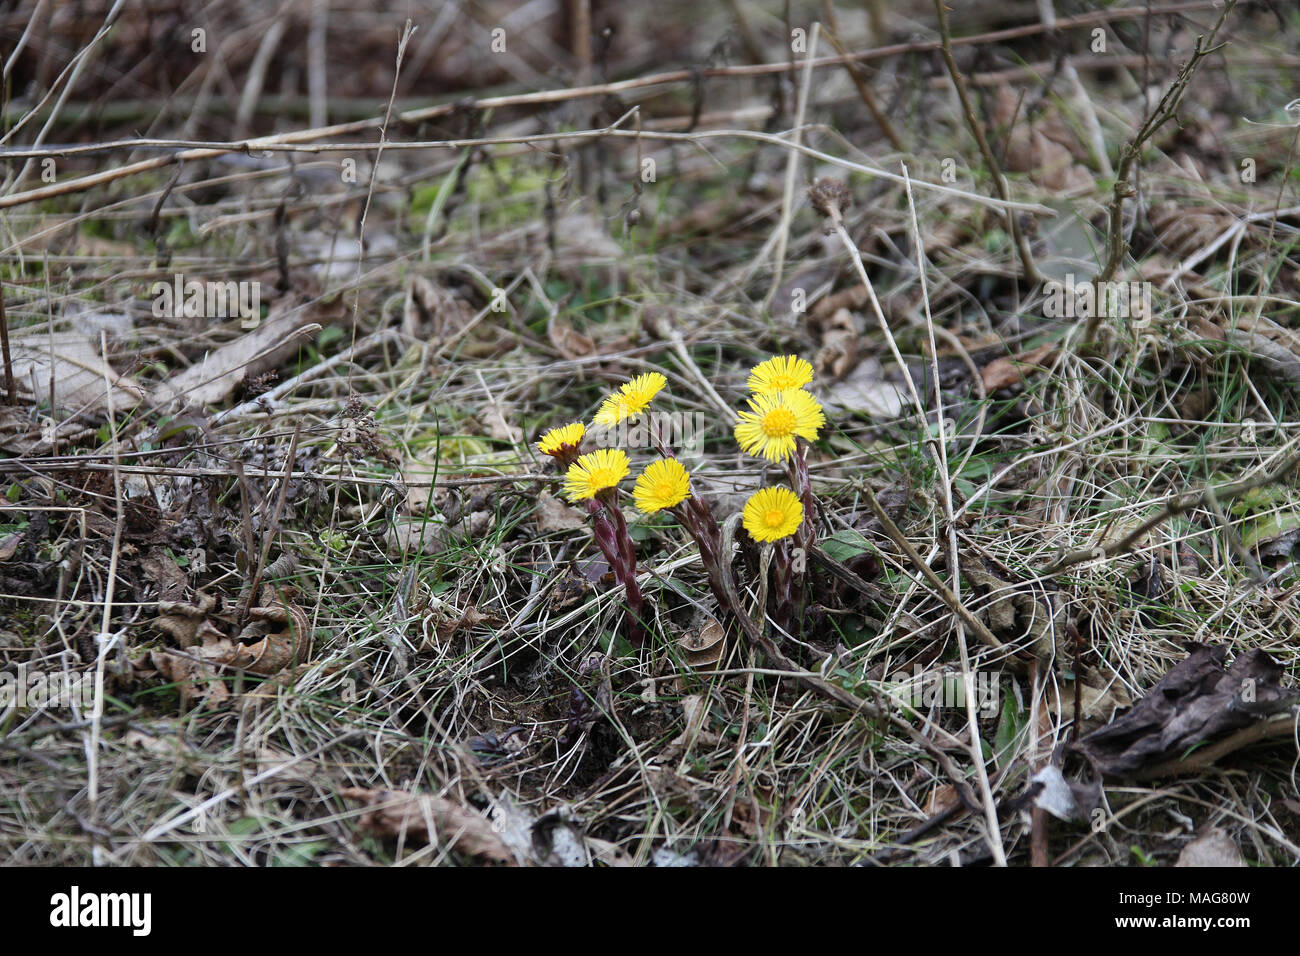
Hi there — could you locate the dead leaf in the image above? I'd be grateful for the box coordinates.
[0,533,22,561]
[533,490,586,532]
[1071,645,1299,776]
[158,295,339,406]
[154,593,221,647]
[138,547,189,603]
[387,517,449,557]
[150,588,310,705]
[1222,312,1300,393]
[1176,827,1246,867]
[9,329,146,413]
[961,557,1062,658]
[0,406,97,455]
[547,314,595,360]
[478,400,523,445]
[813,307,860,379]
[548,564,592,610]
[992,85,1094,193]
[150,646,230,706]
[926,783,961,815]
[228,598,311,675]
[678,618,725,668]
[820,358,906,418]
[1048,679,1133,728]
[341,787,515,864]
[980,343,1056,391]
[433,603,502,644]
[1026,764,1102,823]
[406,273,474,341]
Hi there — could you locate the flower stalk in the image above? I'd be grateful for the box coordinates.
[537,353,829,653]
[587,495,646,645]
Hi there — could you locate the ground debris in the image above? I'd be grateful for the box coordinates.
[1070,645,1298,776]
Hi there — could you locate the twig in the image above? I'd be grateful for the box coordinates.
[1088,0,1236,341]
[234,16,287,139]
[239,421,302,626]
[764,22,819,308]
[1043,445,1300,575]
[903,163,1007,866]
[0,279,14,403]
[1132,712,1298,781]
[87,329,126,857]
[933,0,1041,285]
[858,480,1012,658]
[820,11,905,152]
[0,0,1220,210]
[307,0,329,130]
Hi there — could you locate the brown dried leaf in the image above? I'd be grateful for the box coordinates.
[0,406,97,456]
[341,787,516,864]
[150,647,230,706]
[8,330,146,413]
[1072,645,1299,776]
[980,343,1056,392]
[1176,828,1246,867]
[0,532,22,562]
[159,295,341,406]
[478,400,524,446]
[821,359,906,418]
[992,86,1094,193]
[813,307,860,380]
[139,547,189,603]
[547,314,595,360]
[227,598,311,675]
[154,593,220,647]
[679,618,726,668]
[534,490,586,532]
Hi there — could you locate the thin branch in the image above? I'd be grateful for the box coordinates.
[934,0,1041,285]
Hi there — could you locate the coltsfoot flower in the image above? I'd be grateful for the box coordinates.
[564,448,630,502]
[747,355,814,395]
[633,458,691,513]
[593,372,667,426]
[742,486,803,542]
[537,422,586,457]
[734,388,825,462]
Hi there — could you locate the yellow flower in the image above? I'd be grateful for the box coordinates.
[734,389,825,462]
[747,355,813,395]
[563,448,630,502]
[537,422,586,456]
[742,486,803,542]
[633,458,691,513]
[593,372,667,426]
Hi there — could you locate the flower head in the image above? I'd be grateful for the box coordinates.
[593,372,667,427]
[734,388,825,462]
[747,355,814,395]
[742,486,803,542]
[563,448,630,502]
[808,177,852,219]
[537,422,586,457]
[633,458,691,513]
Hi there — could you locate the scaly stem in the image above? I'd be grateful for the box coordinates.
[588,497,646,645]
[785,440,816,621]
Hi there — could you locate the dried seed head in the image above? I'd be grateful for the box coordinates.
[808,177,852,219]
